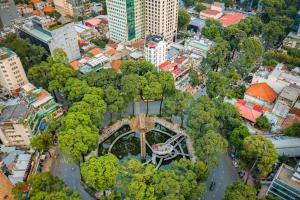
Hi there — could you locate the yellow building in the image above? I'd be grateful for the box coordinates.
[0,47,28,95]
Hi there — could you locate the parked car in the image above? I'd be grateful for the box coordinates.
[238,171,245,178]
[232,160,238,168]
[209,182,216,191]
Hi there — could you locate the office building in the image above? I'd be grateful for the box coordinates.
[19,18,80,61]
[144,35,167,68]
[0,47,28,95]
[0,0,19,30]
[53,0,91,19]
[145,0,178,42]
[106,0,144,43]
[267,163,300,200]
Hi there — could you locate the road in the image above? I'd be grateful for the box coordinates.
[51,95,238,200]
[203,156,239,200]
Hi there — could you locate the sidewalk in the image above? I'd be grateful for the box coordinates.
[42,148,58,172]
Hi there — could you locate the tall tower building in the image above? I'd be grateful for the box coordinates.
[0,0,19,30]
[145,0,178,42]
[106,0,144,43]
[0,47,28,95]
[53,0,91,19]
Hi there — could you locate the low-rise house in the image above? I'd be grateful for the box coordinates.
[234,99,262,123]
[244,83,277,108]
[267,162,300,200]
[199,2,224,19]
[282,26,300,50]
[184,38,214,59]
[188,18,206,32]
[272,85,300,118]
[73,23,99,42]
[252,63,300,93]
[219,12,245,27]
[21,83,63,135]
[266,135,300,158]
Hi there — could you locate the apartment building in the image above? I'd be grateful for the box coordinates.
[106,0,144,43]
[145,0,178,42]
[53,0,91,19]
[0,0,19,30]
[144,35,167,68]
[0,47,28,95]
[18,18,80,61]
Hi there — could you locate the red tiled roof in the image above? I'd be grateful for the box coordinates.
[245,83,277,103]
[43,6,55,13]
[88,48,103,56]
[219,12,245,27]
[31,10,41,15]
[70,60,80,70]
[132,39,144,48]
[201,9,221,16]
[31,0,40,3]
[174,56,187,65]
[105,48,116,56]
[160,62,177,71]
[37,90,48,100]
[173,68,182,76]
[111,60,121,71]
[235,102,262,122]
[147,42,157,47]
[0,172,14,200]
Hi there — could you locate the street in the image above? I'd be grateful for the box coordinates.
[203,156,239,200]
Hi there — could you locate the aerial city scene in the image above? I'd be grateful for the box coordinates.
[0,0,300,199]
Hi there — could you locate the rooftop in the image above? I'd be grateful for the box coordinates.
[235,101,262,122]
[0,103,28,123]
[245,83,277,103]
[266,135,300,157]
[0,47,16,59]
[21,22,52,43]
[219,12,245,27]
[88,48,103,56]
[276,164,300,190]
[0,172,14,200]
[111,60,121,71]
[280,85,300,102]
[145,35,164,47]
[200,9,222,16]
[189,18,206,29]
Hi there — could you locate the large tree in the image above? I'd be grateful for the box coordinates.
[80,69,119,88]
[223,182,257,200]
[203,38,230,72]
[121,74,146,115]
[158,71,175,116]
[30,132,53,155]
[229,126,250,151]
[201,19,222,40]
[241,36,264,65]
[121,59,157,76]
[28,62,51,89]
[81,154,119,195]
[58,112,99,163]
[104,85,126,122]
[178,10,191,30]
[194,130,228,167]
[13,172,79,200]
[222,27,247,58]
[206,72,229,98]
[282,123,300,137]
[240,135,278,182]
[163,91,193,127]
[262,21,284,48]
[187,96,219,134]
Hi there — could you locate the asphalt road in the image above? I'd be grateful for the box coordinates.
[203,156,239,200]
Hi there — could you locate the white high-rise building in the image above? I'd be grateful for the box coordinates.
[0,47,28,95]
[144,35,167,68]
[106,0,144,43]
[145,0,178,42]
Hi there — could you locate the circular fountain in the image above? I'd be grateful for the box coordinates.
[98,115,195,168]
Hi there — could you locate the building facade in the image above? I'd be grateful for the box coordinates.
[106,0,144,43]
[19,18,80,61]
[0,0,19,30]
[144,35,167,68]
[144,0,178,42]
[0,122,31,147]
[0,47,28,95]
[53,0,91,19]
[267,163,300,200]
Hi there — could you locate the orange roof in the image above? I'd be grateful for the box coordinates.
[131,39,144,48]
[219,12,245,27]
[111,60,121,71]
[37,90,48,100]
[0,172,14,200]
[31,10,41,15]
[70,60,80,70]
[105,48,116,56]
[47,0,53,2]
[235,102,262,122]
[175,56,187,65]
[43,6,55,13]
[88,48,103,56]
[31,0,40,3]
[245,83,277,103]
[201,9,221,16]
